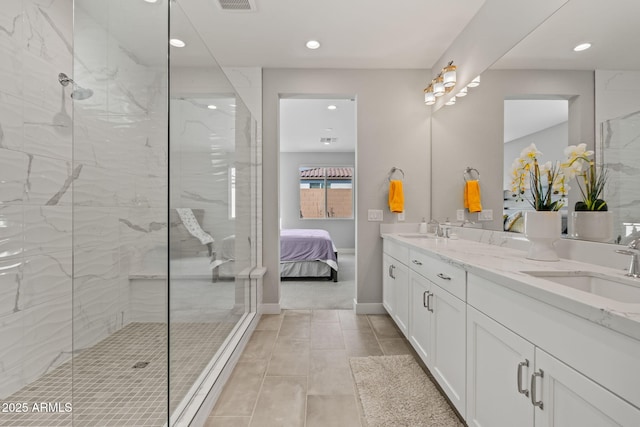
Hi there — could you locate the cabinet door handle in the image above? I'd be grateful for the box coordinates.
[517,359,530,397]
[530,369,544,409]
[412,259,423,266]
[426,291,434,313]
[423,290,428,308]
[389,265,395,279]
[437,273,451,280]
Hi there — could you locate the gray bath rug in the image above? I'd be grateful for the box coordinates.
[349,355,464,427]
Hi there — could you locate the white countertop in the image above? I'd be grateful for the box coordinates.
[382,232,640,341]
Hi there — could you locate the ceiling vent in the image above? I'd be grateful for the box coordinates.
[217,0,256,12]
[320,137,338,144]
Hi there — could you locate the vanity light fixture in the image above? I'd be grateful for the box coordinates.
[170,38,186,48]
[327,105,337,110]
[424,84,436,105]
[306,40,321,49]
[573,42,592,52]
[467,75,481,87]
[456,86,468,97]
[445,97,456,106]
[433,75,445,97]
[443,61,457,88]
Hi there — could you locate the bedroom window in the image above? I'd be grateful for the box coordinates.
[299,167,353,219]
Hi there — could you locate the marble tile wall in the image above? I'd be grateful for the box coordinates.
[0,0,74,399]
[0,0,168,398]
[71,2,168,351]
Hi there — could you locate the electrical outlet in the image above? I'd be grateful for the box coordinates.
[478,209,493,221]
[456,209,465,221]
[398,212,405,221]
[367,209,383,222]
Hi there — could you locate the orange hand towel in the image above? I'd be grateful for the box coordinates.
[465,180,482,213]
[388,180,404,213]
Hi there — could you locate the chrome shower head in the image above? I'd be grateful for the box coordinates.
[58,72,93,100]
[71,87,94,100]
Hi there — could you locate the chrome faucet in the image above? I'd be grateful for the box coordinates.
[615,238,640,278]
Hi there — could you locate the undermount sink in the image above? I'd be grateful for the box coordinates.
[521,270,640,303]
[398,233,435,239]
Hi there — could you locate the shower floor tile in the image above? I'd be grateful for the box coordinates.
[0,320,239,427]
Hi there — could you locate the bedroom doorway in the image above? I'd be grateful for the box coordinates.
[278,95,357,309]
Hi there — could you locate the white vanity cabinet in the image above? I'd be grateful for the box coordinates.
[466,306,535,427]
[408,249,466,418]
[467,273,640,427]
[382,240,409,336]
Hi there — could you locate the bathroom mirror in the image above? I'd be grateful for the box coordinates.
[431,0,640,244]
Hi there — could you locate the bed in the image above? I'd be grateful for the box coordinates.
[280,229,338,282]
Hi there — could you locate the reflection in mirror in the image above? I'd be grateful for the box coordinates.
[503,99,568,234]
[432,0,640,245]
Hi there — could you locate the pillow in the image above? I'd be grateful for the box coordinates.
[504,211,523,232]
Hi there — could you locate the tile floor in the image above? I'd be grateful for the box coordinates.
[205,309,432,427]
[280,254,356,310]
[1,321,237,427]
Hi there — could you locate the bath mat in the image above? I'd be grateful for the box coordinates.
[349,354,464,427]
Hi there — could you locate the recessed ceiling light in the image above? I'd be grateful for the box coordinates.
[306,40,320,50]
[573,42,591,52]
[144,0,158,3]
[324,128,333,132]
[207,104,217,110]
[327,105,337,110]
[170,38,186,48]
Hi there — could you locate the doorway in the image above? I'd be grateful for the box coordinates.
[278,96,357,309]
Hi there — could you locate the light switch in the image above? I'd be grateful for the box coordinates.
[368,209,383,221]
[398,212,405,221]
[456,209,465,221]
[478,209,493,221]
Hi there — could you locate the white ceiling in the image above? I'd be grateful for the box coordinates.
[504,100,568,143]
[280,98,356,153]
[179,0,486,69]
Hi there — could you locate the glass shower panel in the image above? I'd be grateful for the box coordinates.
[601,110,640,244]
[72,0,169,425]
[168,2,257,423]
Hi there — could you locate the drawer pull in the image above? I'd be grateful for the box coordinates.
[530,369,544,409]
[412,259,423,266]
[426,292,434,313]
[517,359,530,397]
[423,290,428,308]
[437,273,451,280]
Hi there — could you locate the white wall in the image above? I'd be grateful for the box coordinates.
[263,69,430,310]
[431,69,594,232]
[280,151,356,249]
[503,121,568,189]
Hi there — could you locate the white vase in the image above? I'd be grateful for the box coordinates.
[571,211,613,243]
[524,211,561,261]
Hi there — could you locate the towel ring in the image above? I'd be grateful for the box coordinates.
[463,167,480,182]
[388,167,405,182]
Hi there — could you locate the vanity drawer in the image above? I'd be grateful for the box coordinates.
[409,249,466,300]
[384,239,409,264]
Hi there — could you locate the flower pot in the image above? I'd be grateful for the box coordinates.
[524,211,561,261]
[570,211,613,243]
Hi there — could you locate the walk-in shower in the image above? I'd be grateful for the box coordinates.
[0,1,259,426]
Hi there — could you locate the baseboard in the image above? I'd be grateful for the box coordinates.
[259,303,282,315]
[337,248,355,254]
[353,300,387,315]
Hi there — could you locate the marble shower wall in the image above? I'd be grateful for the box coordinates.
[72,3,168,350]
[0,0,74,399]
[595,70,640,244]
[0,0,168,399]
